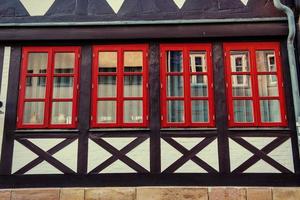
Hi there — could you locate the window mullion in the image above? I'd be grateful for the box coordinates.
[46,48,54,128]
[184,47,191,126]
[250,47,261,127]
[117,49,124,126]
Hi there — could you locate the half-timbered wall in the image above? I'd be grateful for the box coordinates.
[0,0,299,187]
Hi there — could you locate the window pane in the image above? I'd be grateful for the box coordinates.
[23,102,45,124]
[124,75,143,97]
[97,101,116,123]
[167,100,184,123]
[190,75,208,97]
[99,52,117,72]
[192,100,209,123]
[53,77,74,99]
[233,100,254,123]
[230,51,250,72]
[167,51,183,72]
[190,51,207,72]
[260,100,281,122]
[167,76,184,97]
[124,100,143,123]
[124,51,143,72]
[25,77,46,98]
[98,76,117,97]
[232,75,252,97]
[51,102,73,124]
[258,75,279,97]
[54,53,75,74]
[256,51,277,72]
[27,53,48,74]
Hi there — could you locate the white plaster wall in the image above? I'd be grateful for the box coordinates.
[229,137,295,173]
[0,47,11,161]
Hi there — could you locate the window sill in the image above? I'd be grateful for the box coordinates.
[161,128,217,131]
[228,127,291,131]
[14,129,80,133]
[89,128,151,132]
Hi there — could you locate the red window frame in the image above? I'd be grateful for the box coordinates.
[224,42,287,127]
[160,44,215,128]
[17,46,81,129]
[91,44,149,128]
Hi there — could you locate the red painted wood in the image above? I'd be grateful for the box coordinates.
[160,43,215,128]
[223,42,287,127]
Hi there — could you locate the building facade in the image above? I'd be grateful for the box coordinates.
[0,0,300,188]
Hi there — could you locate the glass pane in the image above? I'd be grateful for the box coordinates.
[53,77,74,99]
[124,51,143,72]
[258,75,279,97]
[167,100,184,123]
[124,100,143,123]
[97,101,116,123]
[167,51,183,72]
[124,75,142,97]
[260,100,281,122]
[27,53,48,74]
[230,51,250,72]
[98,76,117,97]
[256,50,277,72]
[232,75,252,97]
[23,102,45,124]
[51,102,73,124]
[99,52,117,72]
[233,100,254,123]
[192,100,209,123]
[54,53,75,74]
[167,76,184,97]
[190,51,207,72]
[25,77,46,98]
[191,75,208,97]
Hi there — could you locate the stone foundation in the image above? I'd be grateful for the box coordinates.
[0,187,300,200]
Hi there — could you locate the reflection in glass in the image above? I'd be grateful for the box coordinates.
[167,100,184,123]
[54,53,75,74]
[124,101,143,123]
[98,76,117,97]
[124,76,142,97]
[233,100,254,123]
[232,75,252,97]
[258,75,279,97]
[27,53,48,74]
[124,51,143,72]
[99,52,117,72]
[167,76,184,97]
[25,77,46,98]
[23,102,45,124]
[190,51,207,72]
[97,101,116,123]
[230,51,250,72]
[190,75,208,97]
[53,77,74,99]
[51,102,73,124]
[192,100,209,122]
[260,100,281,122]
[256,51,277,72]
[167,51,183,72]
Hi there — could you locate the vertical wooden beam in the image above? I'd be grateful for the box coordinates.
[213,42,230,173]
[0,47,21,174]
[0,46,4,91]
[77,45,92,174]
[149,42,161,173]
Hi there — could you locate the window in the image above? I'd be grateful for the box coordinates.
[17,47,81,129]
[160,44,215,127]
[224,42,287,127]
[91,44,149,128]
